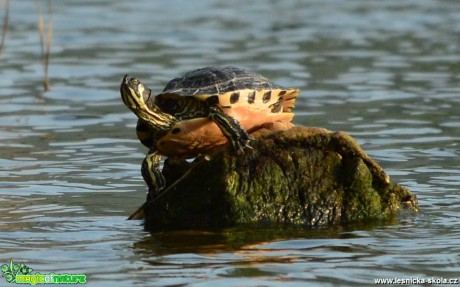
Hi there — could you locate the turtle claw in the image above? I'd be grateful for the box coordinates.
[237,142,254,156]
[232,132,254,155]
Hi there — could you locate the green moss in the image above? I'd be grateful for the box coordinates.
[141,127,418,230]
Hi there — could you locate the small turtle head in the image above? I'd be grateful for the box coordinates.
[120,75,178,133]
[120,75,152,111]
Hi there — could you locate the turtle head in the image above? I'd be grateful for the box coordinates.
[120,75,178,132]
[120,75,153,111]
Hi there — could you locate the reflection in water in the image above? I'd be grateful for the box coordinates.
[137,220,405,255]
[1,0,460,286]
[131,221,418,285]
[133,226,358,256]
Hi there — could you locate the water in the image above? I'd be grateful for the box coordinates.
[1,0,459,286]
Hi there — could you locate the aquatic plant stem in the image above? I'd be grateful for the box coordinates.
[0,0,9,59]
[34,0,53,91]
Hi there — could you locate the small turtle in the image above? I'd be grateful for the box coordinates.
[120,66,299,204]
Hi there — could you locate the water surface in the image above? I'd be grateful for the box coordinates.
[1,0,460,286]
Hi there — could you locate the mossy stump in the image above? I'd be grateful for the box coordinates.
[139,126,417,230]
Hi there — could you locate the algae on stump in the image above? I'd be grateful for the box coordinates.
[133,126,417,230]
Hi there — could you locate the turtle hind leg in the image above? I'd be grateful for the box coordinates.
[141,150,166,201]
[208,106,253,152]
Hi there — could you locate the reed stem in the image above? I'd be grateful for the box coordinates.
[34,0,53,91]
[0,0,9,59]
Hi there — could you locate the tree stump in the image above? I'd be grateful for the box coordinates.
[131,126,418,230]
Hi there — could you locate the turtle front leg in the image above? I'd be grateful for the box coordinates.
[141,150,166,201]
[208,106,253,152]
[128,150,165,220]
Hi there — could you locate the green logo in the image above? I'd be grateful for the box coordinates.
[1,260,87,285]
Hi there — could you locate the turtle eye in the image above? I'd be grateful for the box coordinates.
[131,78,139,85]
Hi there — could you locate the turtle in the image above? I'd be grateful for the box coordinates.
[120,66,299,205]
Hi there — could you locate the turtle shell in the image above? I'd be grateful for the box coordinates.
[138,66,300,153]
[160,66,282,96]
[154,66,298,119]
